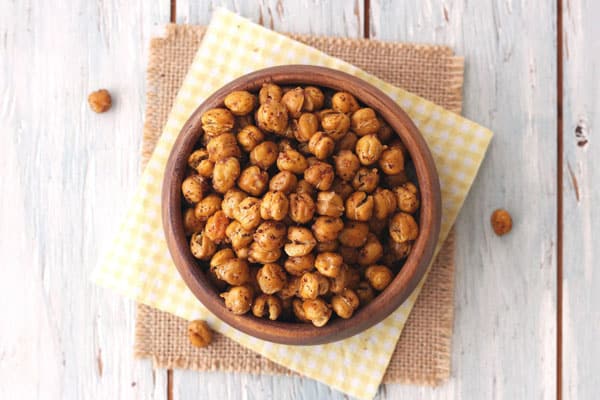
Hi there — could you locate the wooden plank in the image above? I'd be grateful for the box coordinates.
[0,0,170,398]
[370,1,557,399]
[562,0,600,398]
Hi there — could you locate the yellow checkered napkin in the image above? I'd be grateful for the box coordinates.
[94,9,492,400]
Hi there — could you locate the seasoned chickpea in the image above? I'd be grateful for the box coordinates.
[293,298,310,322]
[289,192,315,224]
[212,157,241,193]
[234,246,250,259]
[389,212,419,243]
[331,288,360,319]
[281,87,305,118]
[365,265,394,291]
[356,281,375,305]
[204,210,230,243]
[213,257,250,285]
[276,277,299,300]
[312,216,344,243]
[256,101,288,135]
[201,108,235,138]
[259,83,283,104]
[331,92,360,114]
[351,108,381,136]
[284,227,317,257]
[329,264,351,294]
[379,146,405,175]
[314,252,343,278]
[196,159,215,178]
[295,112,319,142]
[284,254,315,276]
[183,208,205,236]
[377,121,394,143]
[88,89,112,113]
[316,191,344,217]
[352,168,379,193]
[225,220,254,249]
[188,320,213,348]
[238,166,269,196]
[304,161,334,191]
[252,294,283,320]
[307,132,335,160]
[210,248,235,270]
[190,231,217,260]
[387,240,412,262]
[491,209,513,236]
[222,189,247,219]
[339,246,360,264]
[302,298,332,327]
[394,182,420,213]
[269,171,298,194]
[331,178,354,200]
[303,86,325,111]
[338,221,369,248]
[320,110,351,140]
[373,188,397,219]
[187,149,208,170]
[254,221,287,250]
[316,240,339,253]
[336,131,358,152]
[182,174,208,204]
[220,285,254,315]
[224,90,256,116]
[256,263,287,294]
[260,191,289,221]
[248,242,281,264]
[249,141,278,170]
[237,125,264,152]
[277,148,308,174]
[194,194,222,220]
[333,150,360,181]
[298,272,320,300]
[358,234,383,266]
[355,134,383,166]
[296,179,315,196]
[345,191,374,221]
[234,197,262,230]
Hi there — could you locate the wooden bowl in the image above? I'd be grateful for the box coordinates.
[162,65,441,345]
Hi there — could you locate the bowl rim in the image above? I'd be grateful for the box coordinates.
[162,65,441,345]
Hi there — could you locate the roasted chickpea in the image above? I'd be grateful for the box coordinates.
[260,191,289,221]
[387,240,413,262]
[316,191,344,217]
[279,276,301,299]
[345,191,374,221]
[338,221,369,248]
[314,252,343,278]
[294,112,319,142]
[289,192,315,223]
[252,294,283,320]
[277,148,308,174]
[281,87,305,118]
[389,212,419,243]
[303,86,325,111]
[339,246,360,264]
[331,288,360,319]
[187,149,209,170]
[254,221,287,250]
[194,194,222,221]
[210,248,235,271]
[320,110,351,140]
[333,150,360,181]
[336,131,358,152]
[491,209,513,236]
[284,254,315,276]
[352,168,379,193]
[304,161,334,190]
[373,188,397,219]
[220,285,254,315]
[355,134,383,166]
[311,217,343,243]
[224,90,256,116]
[331,92,360,114]
[248,241,281,264]
[298,272,321,300]
[269,171,298,194]
[182,174,208,204]
[234,246,250,259]
[307,132,335,160]
[88,89,112,113]
[394,182,420,213]
[238,166,269,196]
[190,231,217,260]
[259,83,283,104]
[377,121,394,143]
[284,227,317,257]
[237,125,264,152]
[249,141,278,170]
[204,210,230,243]
[365,265,394,291]
[201,108,235,138]
[234,197,262,230]
[356,281,375,305]
[222,189,247,219]
[183,208,205,236]
[329,264,351,294]
[256,101,288,135]
[302,298,332,327]
[358,233,383,266]
[296,179,315,196]
[188,320,213,348]
[351,108,381,136]
[379,146,405,175]
[331,178,354,200]
[213,257,250,285]
[196,159,215,178]
[212,157,241,193]
[256,263,287,294]
[293,298,310,322]
[225,220,254,249]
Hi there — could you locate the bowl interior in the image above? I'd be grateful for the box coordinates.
[162,65,441,345]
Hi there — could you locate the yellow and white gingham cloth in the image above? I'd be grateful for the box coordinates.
[94,9,492,400]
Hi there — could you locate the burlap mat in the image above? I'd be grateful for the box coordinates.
[135,24,463,385]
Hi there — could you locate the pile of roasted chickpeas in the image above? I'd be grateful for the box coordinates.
[181,83,420,327]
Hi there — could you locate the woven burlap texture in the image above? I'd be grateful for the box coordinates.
[136,24,463,385]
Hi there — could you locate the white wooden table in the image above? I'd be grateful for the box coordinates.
[1,0,595,398]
